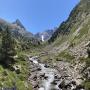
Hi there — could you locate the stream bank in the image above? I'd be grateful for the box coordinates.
[28,56,85,90]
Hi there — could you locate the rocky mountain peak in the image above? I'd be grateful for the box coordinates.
[13,19,26,30]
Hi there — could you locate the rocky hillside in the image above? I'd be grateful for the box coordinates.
[0,18,34,38]
[47,0,90,60]
[41,0,90,89]
[49,0,90,43]
[35,29,55,41]
[12,19,33,38]
[0,18,40,50]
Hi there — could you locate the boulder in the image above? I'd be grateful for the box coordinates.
[51,80,57,85]
[33,75,37,81]
[34,84,39,88]
[44,64,49,68]
[58,81,66,89]
[44,76,48,80]
[74,85,85,90]
[70,81,76,85]
[40,73,45,78]
[13,65,21,74]
[37,68,41,71]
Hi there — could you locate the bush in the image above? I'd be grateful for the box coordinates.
[86,58,90,67]
[84,81,90,90]
[0,27,16,67]
[3,70,8,76]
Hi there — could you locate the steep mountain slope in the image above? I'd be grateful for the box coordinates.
[42,0,90,89]
[47,0,90,59]
[0,18,40,50]
[49,0,90,43]
[12,19,33,38]
[35,30,55,41]
[13,19,26,30]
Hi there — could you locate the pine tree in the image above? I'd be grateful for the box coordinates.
[1,27,16,66]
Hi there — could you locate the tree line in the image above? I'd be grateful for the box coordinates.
[0,26,16,67]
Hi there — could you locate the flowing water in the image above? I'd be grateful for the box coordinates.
[29,56,84,90]
[29,56,60,90]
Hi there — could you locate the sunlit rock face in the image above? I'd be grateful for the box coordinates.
[12,19,34,38]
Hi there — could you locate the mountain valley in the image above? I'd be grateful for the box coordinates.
[0,0,90,90]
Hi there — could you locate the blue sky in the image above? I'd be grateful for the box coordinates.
[0,0,80,34]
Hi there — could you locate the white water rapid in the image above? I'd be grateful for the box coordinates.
[29,56,59,90]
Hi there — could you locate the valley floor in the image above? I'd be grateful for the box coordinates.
[27,40,90,90]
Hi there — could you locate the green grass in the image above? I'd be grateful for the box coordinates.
[55,51,75,62]
[0,52,32,90]
[83,81,90,90]
[69,19,90,45]
[79,57,90,67]
[86,58,90,67]
[80,57,90,90]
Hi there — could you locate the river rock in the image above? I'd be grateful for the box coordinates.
[58,80,77,90]
[70,81,76,85]
[54,74,61,80]
[37,67,41,71]
[58,80,66,89]
[33,75,37,81]
[44,64,49,68]
[44,76,48,80]
[51,80,57,85]
[74,85,85,90]
[40,73,45,78]
[12,65,21,74]
[83,67,90,80]
[34,84,39,88]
